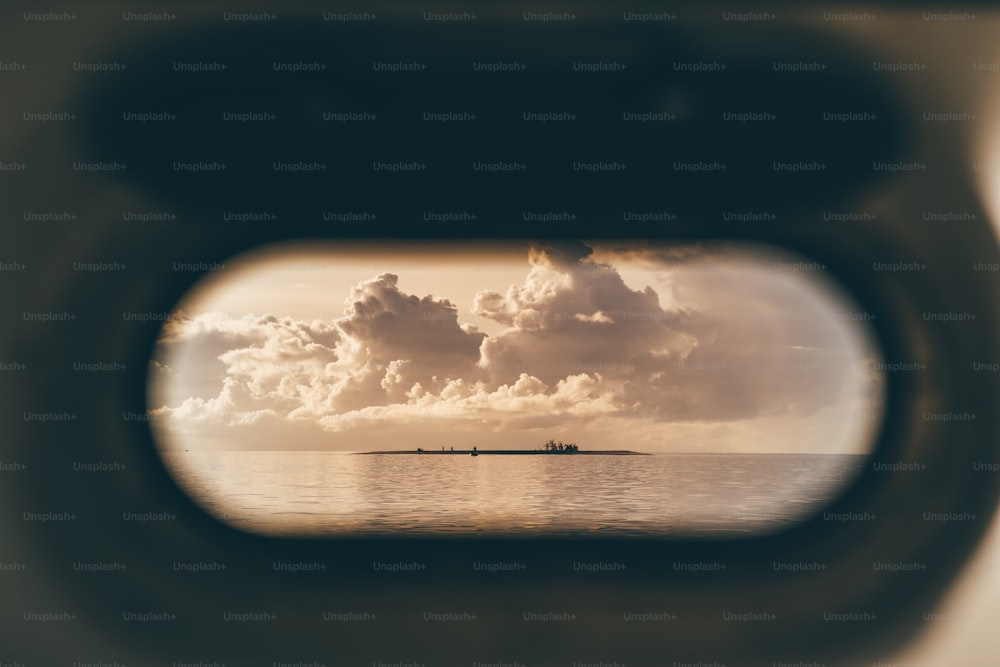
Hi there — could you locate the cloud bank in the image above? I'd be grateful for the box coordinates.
[150,243,882,453]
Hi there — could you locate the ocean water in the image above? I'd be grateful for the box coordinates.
[163,451,866,537]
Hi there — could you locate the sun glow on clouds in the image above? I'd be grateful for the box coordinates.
[149,241,884,454]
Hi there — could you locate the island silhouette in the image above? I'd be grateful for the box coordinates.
[359,439,650,456]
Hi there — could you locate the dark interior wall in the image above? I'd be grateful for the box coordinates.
[1,4,999,666]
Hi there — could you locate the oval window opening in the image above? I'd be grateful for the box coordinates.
[149,240,885,537]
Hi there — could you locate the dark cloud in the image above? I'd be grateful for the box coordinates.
[526,240,594,268]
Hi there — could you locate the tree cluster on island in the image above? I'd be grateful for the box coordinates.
[543,439,579,453]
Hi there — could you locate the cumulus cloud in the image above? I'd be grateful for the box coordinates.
[339,273,484,362]
[152,271,492,440]
[150,242,883,453]
[472,242,700,390]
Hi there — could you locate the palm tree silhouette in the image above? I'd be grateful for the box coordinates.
[542,438,579,453]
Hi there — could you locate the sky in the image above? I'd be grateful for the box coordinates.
[148,240,885,454]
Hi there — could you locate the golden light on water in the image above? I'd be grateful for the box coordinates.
[149,240,886,537]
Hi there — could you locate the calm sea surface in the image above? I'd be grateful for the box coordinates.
[164,451,866,537]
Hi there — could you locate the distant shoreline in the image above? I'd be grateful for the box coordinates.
[357,450,651,456]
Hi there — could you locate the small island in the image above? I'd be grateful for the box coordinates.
[359,439,650,456]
